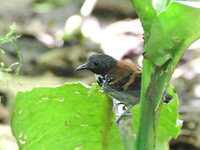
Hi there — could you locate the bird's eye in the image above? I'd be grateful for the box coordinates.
[94,61,99,66]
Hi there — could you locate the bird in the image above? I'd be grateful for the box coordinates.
[75,53,172,121]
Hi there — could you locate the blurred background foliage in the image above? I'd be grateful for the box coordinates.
[0,0,200,149]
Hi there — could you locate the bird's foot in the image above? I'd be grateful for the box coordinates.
[115,110,132,124]
[114,104,133,124]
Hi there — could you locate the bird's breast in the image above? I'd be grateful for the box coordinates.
[95,74,114,87]
[95,74,106,86]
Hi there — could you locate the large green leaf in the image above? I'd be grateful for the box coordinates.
[11,83,123,150]
[144,2,200,66]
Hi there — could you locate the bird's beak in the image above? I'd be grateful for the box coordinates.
[75,63,89,71]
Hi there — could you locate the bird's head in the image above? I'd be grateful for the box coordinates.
[75,53,117,75]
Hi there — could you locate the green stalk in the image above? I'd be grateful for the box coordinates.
[130,0,200,150]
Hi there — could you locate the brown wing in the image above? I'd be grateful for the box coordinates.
[106,59,141,91]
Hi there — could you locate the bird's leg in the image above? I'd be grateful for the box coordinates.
[112,99,133,123]
[115,105,133,123]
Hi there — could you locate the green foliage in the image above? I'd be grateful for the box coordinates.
[144,2,200,66]
[11,83,123,150]
[0,23,21,78]
[130,0,200,149]
[132,85,182,150]
[12,83,181,150]
[0,24,20,45]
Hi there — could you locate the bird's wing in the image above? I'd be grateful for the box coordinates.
[106,60,141,92]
